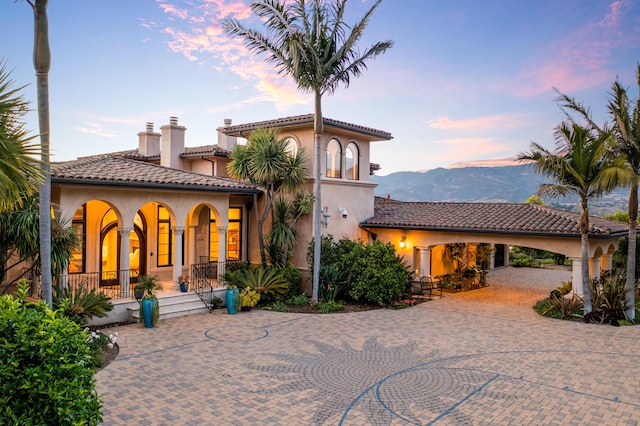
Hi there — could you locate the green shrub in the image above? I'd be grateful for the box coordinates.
[52,284,114,326]
[312,300,345,313]
[0,282,102,425]
[260,301,288,312]
[210,295,223,309]
[343,241,411,305]
[557,280,573,296]
[287,294,310,306]
[275,264,302,298]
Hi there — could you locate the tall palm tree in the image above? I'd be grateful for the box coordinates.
[607,65,640,319]
[0,61,43,212]
[223,0,392,301]
[227,128,308,266]
[556,68,640,319]
[517,122,628,312]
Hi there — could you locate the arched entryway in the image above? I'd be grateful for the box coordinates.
[100,210,147,284]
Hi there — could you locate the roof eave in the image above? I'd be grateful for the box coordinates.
[51,177,261,194]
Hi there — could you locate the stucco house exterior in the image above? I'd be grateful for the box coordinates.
[46,114,628,323]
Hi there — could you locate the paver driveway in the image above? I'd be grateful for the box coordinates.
[96,267,640,425]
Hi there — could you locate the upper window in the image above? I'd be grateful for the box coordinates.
[284,137,299,157]
[345,142,359,180]
[326,138,342,178]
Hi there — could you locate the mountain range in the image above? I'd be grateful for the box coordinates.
[371,164,629,216]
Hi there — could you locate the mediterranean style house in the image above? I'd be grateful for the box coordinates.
[46,114,628,323]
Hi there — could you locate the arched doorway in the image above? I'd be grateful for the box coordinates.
[100,210,147,285]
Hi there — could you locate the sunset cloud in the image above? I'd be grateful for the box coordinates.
[426,114,528,130]
[70,122,117,138]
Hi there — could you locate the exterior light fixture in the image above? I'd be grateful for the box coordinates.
[321,206,331,227]
[399,235,406,249]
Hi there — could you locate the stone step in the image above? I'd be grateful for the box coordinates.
[129,291,209,322]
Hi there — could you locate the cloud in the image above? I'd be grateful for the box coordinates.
[151,1,309,110]
[70,122,117,138]
[426,114,528,130]
[505,0,638,97]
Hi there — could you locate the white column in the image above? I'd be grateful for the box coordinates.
[601,253,613,273]
[570,257,583,298]
[490,244,496,269]
[217,226,228,283]
[172,226,185,289]
[189,225,197,267]
[418,247,432,276]
[589,256,601,283]
[118,227,133,296]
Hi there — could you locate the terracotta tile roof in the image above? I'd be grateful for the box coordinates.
[51,155,259,193]
[361,198,629,238]
[75,145,229,162]
[219,114,393,140]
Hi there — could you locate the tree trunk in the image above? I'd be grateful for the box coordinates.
[626,182,637,319]
[253,192,267,267]
[580,202,592,313]
[33,0,52,307]
[311,92,323,302]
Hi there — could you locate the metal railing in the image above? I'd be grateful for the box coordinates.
[55,269,140,300]
[191,259,241,311]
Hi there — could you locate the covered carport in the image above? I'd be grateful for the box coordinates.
[361,198,629,298]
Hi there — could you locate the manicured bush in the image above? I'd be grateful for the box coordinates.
[342,241,411,305]
[0,282,102,425]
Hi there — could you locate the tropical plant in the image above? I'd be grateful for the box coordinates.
[267,191,314,266]
[52,285,114,326]
[0,281,102,425]
[0,60,43,213]
[0,195,80,285]
[226,265,289,302]
[223,0,393,301]
[210,295,223,310]
[585,273,628,325]
[319,264,347,302]
[517,121,628,312]
[227,128,308,266]
[134,274,162,298]
[540,293,584,320]
[556,68,640,319]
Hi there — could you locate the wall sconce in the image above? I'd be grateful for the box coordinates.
[321,206,331,227]
[399,235,406,249]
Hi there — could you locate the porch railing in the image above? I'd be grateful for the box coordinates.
[191,259,241,311]
[55,269,140,300]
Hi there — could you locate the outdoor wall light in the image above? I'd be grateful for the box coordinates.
[321,206,331,227]
[399,235,406,249]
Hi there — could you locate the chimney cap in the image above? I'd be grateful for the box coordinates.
[146,122,154,132]
[224,118,232,126]
[170,116,179,125]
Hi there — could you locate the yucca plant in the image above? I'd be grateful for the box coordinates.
[52,285,114,326]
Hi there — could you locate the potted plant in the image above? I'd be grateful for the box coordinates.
[178,275,189,292]
[240,287,260,311]
[135,275,161,328]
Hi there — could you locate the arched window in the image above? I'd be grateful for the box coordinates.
[345,142,359,180]
[326,138,342,178]
[284,137,299,157]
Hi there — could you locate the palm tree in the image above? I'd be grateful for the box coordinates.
[0,60,43,212]
[227,128,308,266]
[607,65,640,319]
[223,0,392,301]
[517,122,628,312]
[267,191,315,266]
[556,68,640,319]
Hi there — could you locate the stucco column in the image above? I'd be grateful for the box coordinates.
[217,226,228,283]
[188,225,197,267]
[418,247,432,277]
[490,244,496,269]
[589,256,601,283]
[570,257,583,298]
[172,226,185,289]
[601,253,613,273]
[118,227,133,297]
[504,245,510,267]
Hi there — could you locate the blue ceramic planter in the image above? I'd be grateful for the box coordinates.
[226,288,239,314]
[141,297,157,328]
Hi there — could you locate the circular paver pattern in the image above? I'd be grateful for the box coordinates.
[96,267,640,425]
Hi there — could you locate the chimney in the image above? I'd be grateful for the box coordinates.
[138,122,161,156]
[217,118,237,151]
[160,116,186,169]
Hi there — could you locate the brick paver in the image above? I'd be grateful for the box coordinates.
[96,267,640,425]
